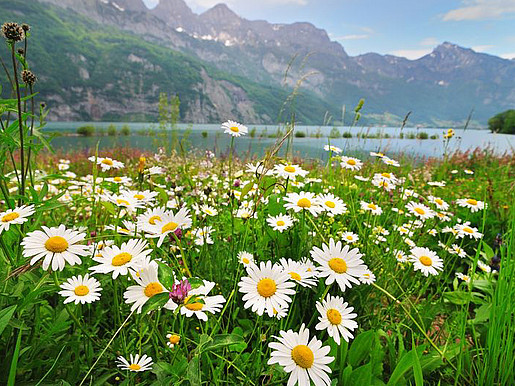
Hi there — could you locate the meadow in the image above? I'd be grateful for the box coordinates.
[1,21,515,386]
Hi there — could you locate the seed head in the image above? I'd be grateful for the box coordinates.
[2,22,25,42]
[22,70,37,86]
[21,23,30,32]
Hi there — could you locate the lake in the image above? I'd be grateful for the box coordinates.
[45,122,514,160]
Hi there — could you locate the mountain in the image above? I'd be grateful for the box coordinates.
[2,0,515,126]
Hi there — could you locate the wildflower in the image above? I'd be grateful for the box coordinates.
[166,334,180,348]
[88,156,124,172]
[200,204,218,217]
[117,354,153,372]
[341,231,359,243]
[393,249,408,263]
[340,156,363,171]
[455,272,471,283]
[192,226,214,246]
[268,324,334,386]
[222,120,248,137]
[273,163,308,180]
[455,223,483,240]
[324,145,342,154]
[360,201,383,215]
[456,198,486,212]
[123,262,168,313]
[382,157,400,167]
[311,239,369,292]
[370,152,385,158]
[169,279,191,305]
[409,247,443,276]
[284,192,323,217]
[464,169,474,175]
[22,225,89,271]
[450,244,467,258]
[0,204,35,233]
[142,207,192,247]
[477,261,491,273]
[444,128,455,139]
[360,270,376,284]
[427,181,446,187]
[137,207,169,229]
[238,261,296,317]
[90,239,152,279]
[180,281,226,321]
[126,190,158,205]
[266,214,294,232]
[406,201,435,220]
[316,193,347,216]
[279,258,318,288]
[58,274,102,304]
[354,175,369,182]
[315,294,358,344]
[246,162,273,176]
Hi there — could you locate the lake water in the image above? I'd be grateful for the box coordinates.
[45,122,514,160]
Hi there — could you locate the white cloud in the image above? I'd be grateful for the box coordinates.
[333,34,369,41]
[471,44,495,52]
[500,52,515,59]
[443,0,515,21]
[389,49,432,60]
[420,37,438,46]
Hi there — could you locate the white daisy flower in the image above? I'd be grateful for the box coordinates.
[311,239,369,292]
[450,244,467,258]
[455,272,471,283]
[406,201,435,220]
[316,193,347,216]
[382,157,400,167]
[359,269,376,284]
[166,334,180,348]
[370,151,386,158]
[88,156,124,172]
[0,204,35,233]
[393,249,408,263]
[268,324,334,386]
[464,169,474,175]
[315,294,358,344]
[200,204,218,217]
[137,207,169,229]
[237,251,255,268]
[427,181,446,187]
[192,226,214,246]
[324,145,342,154]
[22,225,89,271]
[360,201,383,215]
[58,274,102,304]
[341,231,359,243]
[456,198,486,212]
[102,192,145,213]
[409,247,443,276]
[90,239,152,279]
[354,175,369,182]
[273,163,309,180]
[238,261,296,317]
[455,223,483,240]
[340,156,363,171]
[222,120,248,137]
[428,196,449,211]
[142,207,192,247]
[180,281,226,321]
[123,261,169,314]
[246,162,273,177]
[279,258,318,288]
[267,214,294,232]
[284,192,324,217]
[116,354,153,372]
[125,190,158,205]
[105,176,131,184]
[477,261,491,273]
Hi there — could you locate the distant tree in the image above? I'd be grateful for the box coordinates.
[488,110,515,134]
[77,125,95,136]
[107,124,117,136]
[120,124,130,136]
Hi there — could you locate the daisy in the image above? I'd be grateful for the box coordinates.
[427,181,446,187]
[268,324,334,386]
[464,169,474,175]
[455,223,483,240]
[238,261,296,317]
[102,193,145,213]
[456,198,486,212]
[246,162,273,177]
[450,244,467,258]
[137,207,169,229]
[409,247,443,277]
[267,214,294,232]
[222,120,248,137]
[455,272,471,283]
[406,201,435,220]
[283,192,324,217]
[90,239,152,279]
[235,207,256,219]
[393,249,408,263]
[123,262,168,313]
[360,270,376,284]
[166,334,180,348]
[279,258,318,288]
[382,157,400,167]
[200,204,218,217]
[88,156,124,172]
[354,175,369,182]
[341,231,359,244]
[360,201,383,215]
[126,190,158,205]
[58,274,102,304]
[373,172,398,185]
[0,204,35,233]
[311,239,369,292]
[315,294,358,344]
[180,281,226,321]
[105,176,131,184]
[340,156,363,171]
[324,145,342,154]
[371,177,395,191]
[316,193,347,216]
[193,226,214,246]
[142,207,192,247]
[477,261,491,273]
[370,151,386,158]
[428,196,449,211]
[237,251,255,268]
[117,354,153,372]
[273,163,308,180]
[22,225,89,271]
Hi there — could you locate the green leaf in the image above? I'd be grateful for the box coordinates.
[351,363,372,386]
[443,290,483,305]
[188,277,204,289]
[348,330,375,367]
[140,292,170,315]
[239,182,253,200]
[411,338,423,386]
[155,187,169,204]
[187,355,201,385]
[203,333,246,352]
[100,201,116,215]
[156,261,175,289]
[0,305,17,336]
[473,303,491,324]
[481,242,494,259]
[8,328,22,386]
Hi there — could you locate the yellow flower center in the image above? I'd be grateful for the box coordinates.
[1,212,19,222]
[116,199,129,206]
[328,258,347,274]
[74,285,89,296]
[230,126,239,133]
[161,222,178,233]
[367,203,377,210]
[129,364,141,371]
[289,272,301,281]
[347,159,356,166]
[144,282,163,298]
[463,227,473,233]
[185,301,204,311]
[257,278,277,298]
[149,215,162,225]
[467,199,478,205]
[327,308,342,325]
[435,199,443,205]
[414,207,425,215]
[134,194,145,200]
[297,198,311,208]
[112,252,132,266]
[114,177,123,182]
[291,345,314,369]
[101,159,114,166]
[169,334,180,345]
[419,256,432,266]
[284,166,296,173]
[346,235,353,240]
[242,257,250,264]
[325,201,336,208]
[44,236,69,253]
[276,220,285,226]
[381,172,391,178]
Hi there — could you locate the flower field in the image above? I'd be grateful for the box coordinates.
[1,22,515,386]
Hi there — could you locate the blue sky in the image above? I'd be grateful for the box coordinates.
[143,0,515,60]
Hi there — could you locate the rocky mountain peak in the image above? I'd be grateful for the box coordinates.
[150,0,197,28]
[200,3,241,23]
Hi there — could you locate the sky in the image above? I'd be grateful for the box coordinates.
[142,0,515,60]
